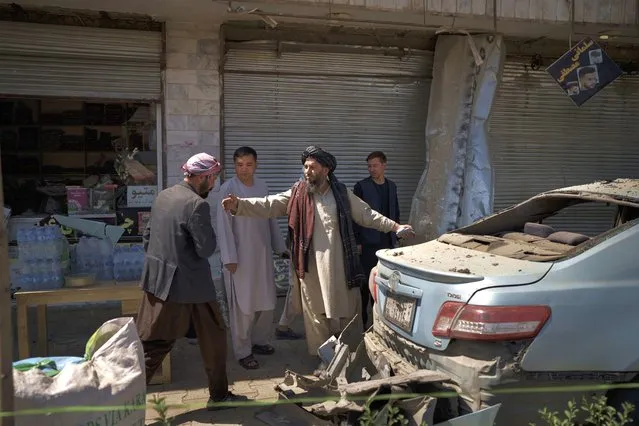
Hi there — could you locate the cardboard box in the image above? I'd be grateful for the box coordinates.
[66,186,89,215]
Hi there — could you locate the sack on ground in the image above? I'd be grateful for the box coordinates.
[13,317,146,426]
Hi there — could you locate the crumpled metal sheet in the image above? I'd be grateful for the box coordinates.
[409,34,505,242]
[273,317,451,424]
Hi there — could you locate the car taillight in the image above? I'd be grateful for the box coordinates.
[370,268,378,304]
[432,302,550,341]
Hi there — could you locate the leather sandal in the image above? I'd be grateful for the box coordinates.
[239,354,259,370]
[252,344,275,355]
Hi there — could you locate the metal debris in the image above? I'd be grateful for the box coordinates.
[271,315,500,425]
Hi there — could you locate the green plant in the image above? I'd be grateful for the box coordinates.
[531,395,634,426]
[150,394,173,426]
[359,400,428,426]
[387,403,410,426]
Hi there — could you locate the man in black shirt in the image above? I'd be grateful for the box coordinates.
[353,151,400,328]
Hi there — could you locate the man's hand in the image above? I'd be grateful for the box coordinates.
[393,224,415,239]
[225,263,238,274]
[221,194,239,213]
[357,245,362,255]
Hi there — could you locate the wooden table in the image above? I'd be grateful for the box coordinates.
[15,283,171,385]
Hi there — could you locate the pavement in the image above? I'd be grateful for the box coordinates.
[10,295,321,426]
[143,334,318,425]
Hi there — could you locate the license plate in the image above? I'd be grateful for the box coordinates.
[383,292,417,332]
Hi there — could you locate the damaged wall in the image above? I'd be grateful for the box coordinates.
[409,34,505,242]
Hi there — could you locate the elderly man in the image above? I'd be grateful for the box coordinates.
[136,153,243,410]
[222,146,414,358]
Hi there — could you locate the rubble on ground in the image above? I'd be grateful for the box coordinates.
[255,317,501,426]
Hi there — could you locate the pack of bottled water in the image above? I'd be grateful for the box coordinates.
[16,226,146,290]
[16,226,69,291]
[74,236,116,281]
[66,238,144,283]
[113,245,144,282]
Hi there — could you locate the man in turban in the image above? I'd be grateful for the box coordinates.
[136,153,243,410]
[222,146,414,362]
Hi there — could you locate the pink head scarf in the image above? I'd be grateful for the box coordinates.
[182,153,222,177]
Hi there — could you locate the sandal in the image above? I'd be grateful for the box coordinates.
[239,354,259,370]
[275,327,304,340]
[207,392,249,411]
[252,344,275,355]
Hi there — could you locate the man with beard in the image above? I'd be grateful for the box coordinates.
[221,146,414,359]
[217,146,288,370]
[136,153,243,410]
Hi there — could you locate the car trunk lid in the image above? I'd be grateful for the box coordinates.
[374,239,553,351]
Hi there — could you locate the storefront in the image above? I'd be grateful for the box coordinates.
[220,32,433,289]
[488,55,639,236]
[0,21,163,291]
[222,40,433,225]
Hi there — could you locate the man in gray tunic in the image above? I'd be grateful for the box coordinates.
[222,146,414,357]
[136,153,243,410]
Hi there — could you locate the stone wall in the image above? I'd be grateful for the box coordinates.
[164,21,222,191]
[163,21,224,278]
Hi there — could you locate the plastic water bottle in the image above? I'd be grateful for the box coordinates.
[76,237,86,273]
[44,227,57,260]
[42,259,53,289]
[32,259,43,290]
[53,226,64,257]
[17,228,26,260]
[35,227,46,261]
[20,260,35,291]
[19,228,35,261]
[132,246,144,280]
[112,246,120,280]
[98,239,114,281]
[50,258,64,289]
[122,247,133,281]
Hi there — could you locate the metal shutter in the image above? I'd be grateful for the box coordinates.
[222,42,432,233]
[0,22,161,100]
[488,58,639,236]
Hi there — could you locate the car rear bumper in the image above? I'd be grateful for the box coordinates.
[365,309,604,423]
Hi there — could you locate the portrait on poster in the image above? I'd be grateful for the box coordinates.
[546,38,622,106]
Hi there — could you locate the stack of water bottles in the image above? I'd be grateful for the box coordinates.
[113,245,144,282]
[74,236,116,281]
[69,238,144,282]
[16,226,69,291]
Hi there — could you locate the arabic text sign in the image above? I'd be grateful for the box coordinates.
[546,38,623,107]
[126,185,157,208]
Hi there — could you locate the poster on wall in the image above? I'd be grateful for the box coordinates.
[546,38,623,107]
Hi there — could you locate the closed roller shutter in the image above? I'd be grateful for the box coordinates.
[222,41,432,234]
[489,58,639,236]
[0,21,161,100]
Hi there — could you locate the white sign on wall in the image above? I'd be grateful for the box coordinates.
[127,185,157,208]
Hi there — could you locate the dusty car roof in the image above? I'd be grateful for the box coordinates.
[543,178,639,203]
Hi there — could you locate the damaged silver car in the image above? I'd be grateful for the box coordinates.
[364,178,639,425]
